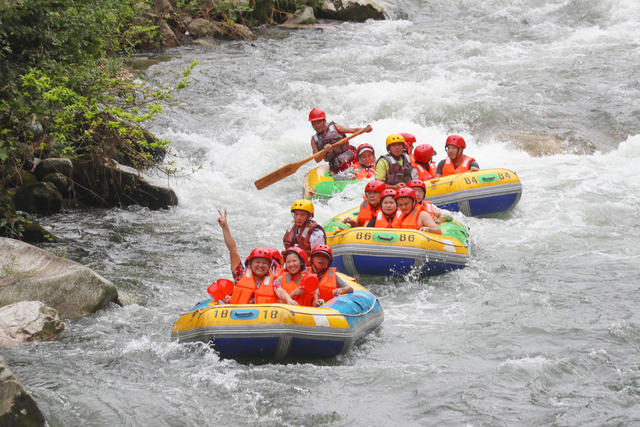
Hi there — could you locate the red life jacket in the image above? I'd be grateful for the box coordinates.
[415,162,436,181]
[441,155,475,176]
[349,160,375,179]
[373,210,400,228]
[230,270,277,304]
[392,206,421,230]
[357,199,380,226]
[317,268,338,302]
[283,219,326,258]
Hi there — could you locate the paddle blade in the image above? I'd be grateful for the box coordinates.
[254,161,302,190]
[301,274,319,293]
[207,278,235,301]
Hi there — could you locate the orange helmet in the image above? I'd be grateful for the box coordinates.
[400,133,416,152]
[309,108,326,122]
[408,179,426,191]
[380,189,397,201]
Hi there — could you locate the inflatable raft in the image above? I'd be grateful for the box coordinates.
[303,164,371,200]
[324,208,469,277]
[171,274,383,360]
[424,168,522,216]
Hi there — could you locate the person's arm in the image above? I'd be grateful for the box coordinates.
[217,209,242,272]
[334,124,372,134]
[418,211,442,235]
[343,217,358,227]
[332,275,353,296]
[469,160,479,171]
[275,287,298,305]
[374,157,388,182]
[434,159,445,178]
[311,137,325,163]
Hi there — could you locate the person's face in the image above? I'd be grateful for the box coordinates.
[251,257,271,277]
[311,119,326,133]
[285,253,303,274]
[412,187,425,203]
[396,197,415,214]
[311,254,331,271]
[446,144,461,160]
[365,191,381,207]
[381,197,397,215]
[389,143,404,157]
[293,210,311,227]
[358,151,375,167]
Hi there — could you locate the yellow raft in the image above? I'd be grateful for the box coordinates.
[171,274,383,360]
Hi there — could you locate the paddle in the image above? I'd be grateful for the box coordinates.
[254,127,369,190]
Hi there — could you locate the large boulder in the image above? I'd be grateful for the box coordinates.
[0,238,119,319]
[33,158,73,181]
[12,182,63,215]
[318,0,389,21]
[280,6,318,28]
[0,356,45,426]
[72,154,178,210]
[0,301,64,346]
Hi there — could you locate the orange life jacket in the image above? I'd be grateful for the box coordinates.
[415,162,436,181]
[441,155,475,176]
[277,270,315,306]
[350,160,375,180]
[357,199,380,226]
[283,219,326,258]
[373,210,400,228]
[230,270,277,304]
[317,268,338,302]
[392,205,421,230]
[420,200,436,220]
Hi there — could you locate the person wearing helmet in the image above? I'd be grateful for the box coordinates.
[348,143,376,179]
[273,247,321,307]
[375,133,418,190]
[400,132,417,162]
[412,144,437,181]
[283,199,326,258]
[393,188,442,234]
[217,209,285,304]
[367,188,400,228]
[309,244,353,304]
[343,179,386,227]
[434,135,479,178]
[266,247,284,275]
[408,179,452,223]
[309,108,373,173]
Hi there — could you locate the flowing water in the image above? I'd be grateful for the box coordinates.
[4,0,640,425]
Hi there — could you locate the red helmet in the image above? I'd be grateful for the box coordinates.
[445,135,466,149]
[408,179,426,191]
[380,188,397,201]
[245,247,272,267]
[357,143,375,158]
[365,180,386,193]
[395,187,417,203]
[400,133,416,152]
[267,247,282,265]
[310,244,333,262]
[414,144,436,163]
[309,108,326,122]
[283,246,308,266]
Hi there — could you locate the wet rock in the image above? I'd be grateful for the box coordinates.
[0,301,64,346]
[12,182,63,216]
[33,157,72,180]
[21,220,57,244]
[41,172,71,197]
[0,356,46,426]
[72,154,178,210]
[318,0,389,21]
[0,237,120,319]
[159,19,180,47]
[280,6,318,28]
[187,18,218,39]
[5,169,38,188]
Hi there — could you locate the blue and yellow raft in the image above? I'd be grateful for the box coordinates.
[424,168,522,217]
[171,274,383,360]
[324,209,470,277]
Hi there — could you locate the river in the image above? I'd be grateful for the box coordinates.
[3,0,640,425]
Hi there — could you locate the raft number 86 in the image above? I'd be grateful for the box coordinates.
[355,231,415,242]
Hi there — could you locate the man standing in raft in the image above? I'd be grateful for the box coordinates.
[283,199,326,258]
[434,135,479,178]
[375,133,418,190]
[309,108,373,173]
[217,209,294,305]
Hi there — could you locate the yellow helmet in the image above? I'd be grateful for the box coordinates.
[385,133,406,149]
[290,199,314,216]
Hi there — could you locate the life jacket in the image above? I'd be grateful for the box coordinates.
[357,199,380,226]
[317,267,338,302]
[313,122,355,171]
[230,269,277,304]
[392,205,421,230]
[379,153,414,185]
[415,162,436,181]
[283,219,326,258]
[441,155,475,176]
[350,161,375,179]
[278,270,314,306]
[373,210,400,228]
[420,200,436,220]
